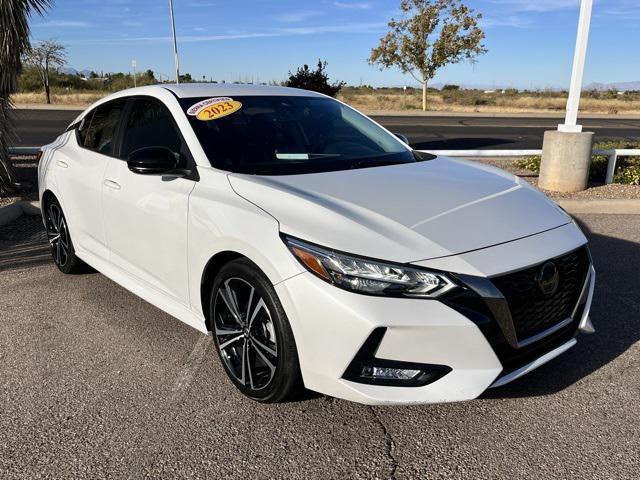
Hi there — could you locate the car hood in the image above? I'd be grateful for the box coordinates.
[228,156,571,263]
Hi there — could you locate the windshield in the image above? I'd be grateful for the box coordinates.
[179,95,427,175]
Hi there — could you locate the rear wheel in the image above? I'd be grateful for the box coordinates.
[44,198,87,274]
[210,259,303,403]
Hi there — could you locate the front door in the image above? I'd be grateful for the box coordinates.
[102,97,196,305]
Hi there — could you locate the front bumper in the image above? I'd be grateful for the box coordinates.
[275,224,595,405]
[276,271,504,405]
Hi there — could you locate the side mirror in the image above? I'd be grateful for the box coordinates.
[127,146,182,176]
[394,133,410,145]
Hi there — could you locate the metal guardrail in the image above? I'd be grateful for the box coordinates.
[8,146,640,185]
[424,149,640,185]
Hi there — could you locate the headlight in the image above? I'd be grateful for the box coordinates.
[283,236,457,298]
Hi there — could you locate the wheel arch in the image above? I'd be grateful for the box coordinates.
[195,236,304,332]
[200,250,246,331]
[41,189,57,210]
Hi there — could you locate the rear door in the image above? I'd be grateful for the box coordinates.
[55,99,126,261]
[101,96,196,305]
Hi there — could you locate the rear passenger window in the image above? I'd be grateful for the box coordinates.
[83,100,125,155]
[120,99,183,159]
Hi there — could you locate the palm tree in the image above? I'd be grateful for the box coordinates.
[0,0,51,196]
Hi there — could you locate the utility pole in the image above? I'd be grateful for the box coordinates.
[131,59,137,88]
[169,0,180,84]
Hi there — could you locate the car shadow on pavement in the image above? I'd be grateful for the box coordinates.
[484,217,640,399]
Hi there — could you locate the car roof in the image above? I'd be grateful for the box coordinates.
[68,83,329,128]
[160,83,326,99]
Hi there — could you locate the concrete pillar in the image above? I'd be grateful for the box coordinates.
[539,130,594,192]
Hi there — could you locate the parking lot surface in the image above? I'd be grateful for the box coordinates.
[1,214,638,479]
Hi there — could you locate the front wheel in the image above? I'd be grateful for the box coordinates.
[210,259,303,403]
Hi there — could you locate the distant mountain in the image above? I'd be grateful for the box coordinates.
[584,81,640,92]
[431,81,640,92]
[60,67,78,75]
[58,67,95,78]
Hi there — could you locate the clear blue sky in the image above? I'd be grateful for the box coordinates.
[29,0,640,89]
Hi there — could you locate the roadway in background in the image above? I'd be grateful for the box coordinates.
[12,108,640,150]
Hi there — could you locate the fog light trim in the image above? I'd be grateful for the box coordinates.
[342,328,452,387]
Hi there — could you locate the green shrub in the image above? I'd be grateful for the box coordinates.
[615,165,640,185]
[285,60,345,97]
[515,156,541,172]
[593,140,640,184]
[473,97,491,106]
[514,139,640,185]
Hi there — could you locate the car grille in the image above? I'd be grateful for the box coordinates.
[491,247,590,342]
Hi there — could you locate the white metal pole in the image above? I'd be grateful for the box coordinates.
[131,59,137,88]
[558,0,593,133]
[169,0,180,84]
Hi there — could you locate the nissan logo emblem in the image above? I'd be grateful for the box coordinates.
[536,261,559,297]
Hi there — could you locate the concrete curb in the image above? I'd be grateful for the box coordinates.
[0,200,41,227]
[557,199,640,215]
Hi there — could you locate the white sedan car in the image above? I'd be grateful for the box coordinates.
[38,84,595,405]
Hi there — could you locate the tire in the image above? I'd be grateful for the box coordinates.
[43,197,88,274]
[210,258,303,403]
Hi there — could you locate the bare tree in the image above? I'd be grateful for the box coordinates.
[0,0,52,196]
[24,39,66,105]
[369,0,487,111]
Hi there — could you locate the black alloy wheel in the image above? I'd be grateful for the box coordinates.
[210,259,303,402]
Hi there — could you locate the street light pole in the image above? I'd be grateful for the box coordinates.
[539,0,595,193]
[558,0,593,133]
[131,59,137,88]
[169,0,180,84]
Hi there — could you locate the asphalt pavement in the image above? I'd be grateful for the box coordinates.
[0,213,638,479]
[11,108,640,150]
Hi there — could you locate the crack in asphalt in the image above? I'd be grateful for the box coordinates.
[369,406,399,479]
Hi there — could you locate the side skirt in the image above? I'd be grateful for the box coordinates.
[75,249,208,334]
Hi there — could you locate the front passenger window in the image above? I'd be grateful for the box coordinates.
[121,99,184,161]
[83,100,125,155]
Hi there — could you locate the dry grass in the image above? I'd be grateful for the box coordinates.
[338,90,640,114]
[12,91,108,106]
[11,88,640,114]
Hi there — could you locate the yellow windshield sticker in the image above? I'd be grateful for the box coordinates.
[187,97,242,121]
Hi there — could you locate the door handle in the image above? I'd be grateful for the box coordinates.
[56,160,69,168]
[103,179,121,190]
